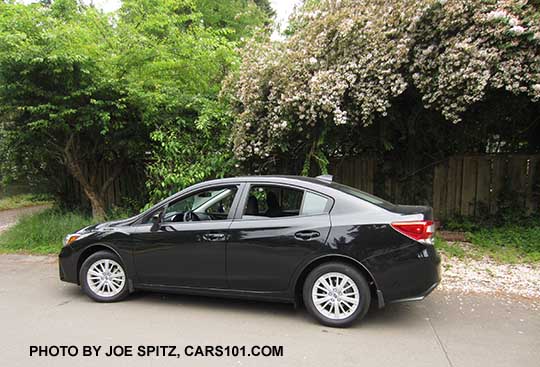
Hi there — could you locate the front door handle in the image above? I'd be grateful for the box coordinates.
[294,230,320,241]
[202,233,226,242]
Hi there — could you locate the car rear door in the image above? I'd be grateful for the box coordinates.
[226,183,332,292]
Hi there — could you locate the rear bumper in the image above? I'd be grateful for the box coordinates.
[364,244,441,307]
[387,281,439,304]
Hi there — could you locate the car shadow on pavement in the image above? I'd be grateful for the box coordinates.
[60,283,423,328]
[71,288,419,328]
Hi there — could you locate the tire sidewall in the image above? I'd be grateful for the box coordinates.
[303,262,371,327]
[80,250,129,302]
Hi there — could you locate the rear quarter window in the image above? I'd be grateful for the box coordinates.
[301,192,329,216]
[330,182,396,211]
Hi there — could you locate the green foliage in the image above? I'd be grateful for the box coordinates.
[0,194,53,211]
[0,0,151,217]
[0,0,272,213]
[115,0,265,203]
[195,0,274,40]
[0,208,95,254]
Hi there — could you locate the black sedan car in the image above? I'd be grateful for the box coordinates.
[59,175,440,327]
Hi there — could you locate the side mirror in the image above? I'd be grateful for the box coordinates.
[150,212,162,232]
[151,213,161,223]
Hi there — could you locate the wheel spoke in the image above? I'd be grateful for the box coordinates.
[341,295,358,305]
[337,301,345,316]
[322,278,333,291]
[333,301,340,317]
[314,296,332,305]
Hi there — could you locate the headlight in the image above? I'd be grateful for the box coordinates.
[63,232,92,247]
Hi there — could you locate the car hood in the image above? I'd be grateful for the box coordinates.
[79,217,136,233]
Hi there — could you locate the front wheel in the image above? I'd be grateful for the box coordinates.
[303,262,371,327]
[80,251,129,302]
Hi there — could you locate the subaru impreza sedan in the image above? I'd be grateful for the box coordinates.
[59,175,440,327]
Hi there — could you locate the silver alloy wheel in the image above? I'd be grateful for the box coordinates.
[86,259,126,298]
[311,272,360,320]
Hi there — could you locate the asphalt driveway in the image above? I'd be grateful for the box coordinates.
[0,254,539,367]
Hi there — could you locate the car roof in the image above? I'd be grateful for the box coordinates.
[196,175,333,187]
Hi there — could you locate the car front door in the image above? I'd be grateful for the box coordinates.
[131,185,241,289]
[227,183,332,292]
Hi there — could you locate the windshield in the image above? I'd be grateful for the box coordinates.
[330,182,396,210]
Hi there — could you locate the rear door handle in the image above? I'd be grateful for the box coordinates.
[202,233,226,242]
[294,230,320,240]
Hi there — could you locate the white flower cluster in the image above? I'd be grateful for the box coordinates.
[226,0,540,161]
[410,0,540,122]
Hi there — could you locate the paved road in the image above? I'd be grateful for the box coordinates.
[0,254,539,367]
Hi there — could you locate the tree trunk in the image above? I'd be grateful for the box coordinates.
[82,185,107,219]
[65,158,107,219]
[61,134,122,219]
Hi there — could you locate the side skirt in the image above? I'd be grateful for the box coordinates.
[134,283,294,304]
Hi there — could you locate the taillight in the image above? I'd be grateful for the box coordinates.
[391,220,434,244]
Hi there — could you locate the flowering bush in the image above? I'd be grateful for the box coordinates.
[225,0,540,172]
[411,0,540,122]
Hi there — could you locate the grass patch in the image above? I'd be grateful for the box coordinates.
[0,193,53,211]
[434,237,466,259]
[465,226,540,263]
[0,209,96,254]
[437,217,540,263]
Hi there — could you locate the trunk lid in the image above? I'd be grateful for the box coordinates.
[390,204,433,220]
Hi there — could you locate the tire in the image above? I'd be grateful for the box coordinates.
[303,262,371,327]
[80,250,129,302]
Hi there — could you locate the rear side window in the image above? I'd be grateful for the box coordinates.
[301,192,329,216]
[243,185,329,219]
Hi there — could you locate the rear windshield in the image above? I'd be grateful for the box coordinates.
[330,182,396,210]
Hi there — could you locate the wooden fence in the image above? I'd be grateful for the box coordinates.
[432,155,540,219]
[61,154,539,219]
[330,154,540,220]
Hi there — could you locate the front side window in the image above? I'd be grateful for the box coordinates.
[243,185,329,219]
[162,186,238,222]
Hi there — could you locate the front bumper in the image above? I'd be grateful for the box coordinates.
[58,245,79,284]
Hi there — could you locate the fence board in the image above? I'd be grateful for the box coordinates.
[490,157,506,215]
[461,156,477,216]
[446,157,457,217]
[432,163,445,219]
[527,156,540,214]
[509,156,528,208]
[475,156,491,216]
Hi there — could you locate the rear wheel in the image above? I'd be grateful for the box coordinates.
[80,251,129,302]
[303,262,371,327]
